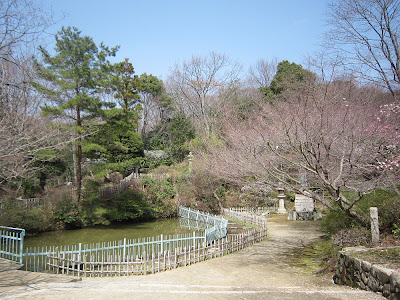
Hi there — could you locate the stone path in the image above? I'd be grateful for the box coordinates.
[0,216,385,299]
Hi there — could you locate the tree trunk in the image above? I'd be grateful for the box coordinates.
[76,104,82,202]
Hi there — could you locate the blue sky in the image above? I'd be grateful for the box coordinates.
[42,0,329,80]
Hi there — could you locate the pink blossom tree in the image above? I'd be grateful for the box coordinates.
[202,81,395,223]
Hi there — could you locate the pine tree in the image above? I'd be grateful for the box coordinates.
[32,26,118,201]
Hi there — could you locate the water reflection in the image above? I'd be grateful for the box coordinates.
[24,218,203,248]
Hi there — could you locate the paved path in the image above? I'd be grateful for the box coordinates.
[0,259,80,295]
[0,216,385,299]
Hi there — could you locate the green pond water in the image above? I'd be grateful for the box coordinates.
[24,218,205,249]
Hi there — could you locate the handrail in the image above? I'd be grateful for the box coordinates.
[178,206,228,244]
[0,226,25,264]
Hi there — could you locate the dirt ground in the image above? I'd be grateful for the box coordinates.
[0,216,385,300]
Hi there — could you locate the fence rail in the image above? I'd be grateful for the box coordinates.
[178,206,228,244]
[99,172,136,200]
[227,206,277,215]
[179,218,212,231]
[46,227,266,277]
[0,226,25,264]
[222,208,268,228]
[19,206,267,277]
[23,206,225,272]
[44,207,267,277]
[0,198,42,210]
[23,231,205,272]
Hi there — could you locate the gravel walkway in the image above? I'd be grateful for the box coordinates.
[0,216,385,299]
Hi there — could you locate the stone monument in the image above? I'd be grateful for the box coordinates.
[288,193,320,220]
[294,194,314,212]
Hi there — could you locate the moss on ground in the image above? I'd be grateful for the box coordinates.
[284,237,340,274]
[348,248,400,271]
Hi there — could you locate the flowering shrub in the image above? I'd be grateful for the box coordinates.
[375,103,400,171]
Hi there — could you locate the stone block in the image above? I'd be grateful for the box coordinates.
[362,260,372,272]
[354,270,361,281]
[390,292,400,300]
[358,280,366,290]
[353,258,362,271]
[313,211,323,220]
[368,276,379,292]
[390,272,400,292]
[333,274,340,284]
[383,283,391,297]
[376,266,393,284]
[344,255,350,267]
[361,271,369,284]
[371,265,378,277]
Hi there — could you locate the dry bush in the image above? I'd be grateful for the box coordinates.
[332,227,370,248]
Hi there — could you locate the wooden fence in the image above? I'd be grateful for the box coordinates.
[98,173,170,200]
[140,173,170,181]
[16,198,42,209]
[23,206,225,272]
[23,231,205,273]
[22,206,267,277]
[227,206,277,216]
[0,226,25,264]
[99,172,136,200]
[0,198,42,210]
[222,208,268,228]
[46,227,266,277]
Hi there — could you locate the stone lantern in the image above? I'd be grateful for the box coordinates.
[277,187,287,214]
[188,152,194,173]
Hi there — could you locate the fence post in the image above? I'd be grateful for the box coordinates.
[78,243,82,264]
[123,238,127,261]
[370,207,380,243]
[160,234,163,253]
[19,229,25,264]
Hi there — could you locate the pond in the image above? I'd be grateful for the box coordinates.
[24,217,208,249]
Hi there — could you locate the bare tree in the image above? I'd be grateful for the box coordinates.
[0,0,52,65]
[0,60,67,185]
[0,0,53,111]
[326,0,400,96]
[0,0,60,188]
[204,79,390,223]
[247,58,278,88]
[167,51,241,134]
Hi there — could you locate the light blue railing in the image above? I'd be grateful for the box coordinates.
[23,231,205,272]
[178,206,228,244]
[22,206,226,272]
[0,226,25,264]
[179,217,212,231]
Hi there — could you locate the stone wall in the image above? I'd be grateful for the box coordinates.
[334,247,400,299]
